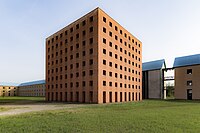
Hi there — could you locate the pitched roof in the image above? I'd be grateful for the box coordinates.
[0,82,19,86]
[143,59,166,71]
[18,80,45,87]
[173,54,200,68]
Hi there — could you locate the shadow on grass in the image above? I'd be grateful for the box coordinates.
[0,99,97,106]
[164,99,200,103]
[1,96,200,106]
[141,98,200,103]
[0,100,46,105]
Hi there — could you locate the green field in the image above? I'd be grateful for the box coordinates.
[0,96,45,104]
[0,107,10,112]
[0,97,200,133]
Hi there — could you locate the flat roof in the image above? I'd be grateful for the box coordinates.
[143,59,166,71]
[18,80,45,87]
[46,7,142,43]
[173,54,200,68]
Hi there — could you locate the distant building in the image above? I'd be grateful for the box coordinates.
[18,80,45,97]
[46,8,142,103]
[173,54,200,100]
[142,59,166,99]
[0,85,17,96]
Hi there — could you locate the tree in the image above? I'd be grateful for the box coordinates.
[166,83,174,97]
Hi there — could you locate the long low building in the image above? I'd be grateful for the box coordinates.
[18,80,46,97]
[0,83,18,96]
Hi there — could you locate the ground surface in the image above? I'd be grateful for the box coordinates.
[0,97,83,116]
[0,96,45,104]
[0,97,200,133]
[0,103,83,116]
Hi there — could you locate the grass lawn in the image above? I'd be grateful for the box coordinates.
[0,107,10,112]
[0,100,200,132]
[0,96,45,104]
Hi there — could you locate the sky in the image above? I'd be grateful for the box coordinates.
[0,0,200,83]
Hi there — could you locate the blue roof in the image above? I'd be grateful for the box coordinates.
[19,80,45,86]
[143,59,166,71]
[0,82,19,86]
[173,54,200,68]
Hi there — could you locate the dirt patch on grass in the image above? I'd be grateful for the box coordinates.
[0,103,85,116]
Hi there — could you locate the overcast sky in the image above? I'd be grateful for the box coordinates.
[0,0,200,83]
